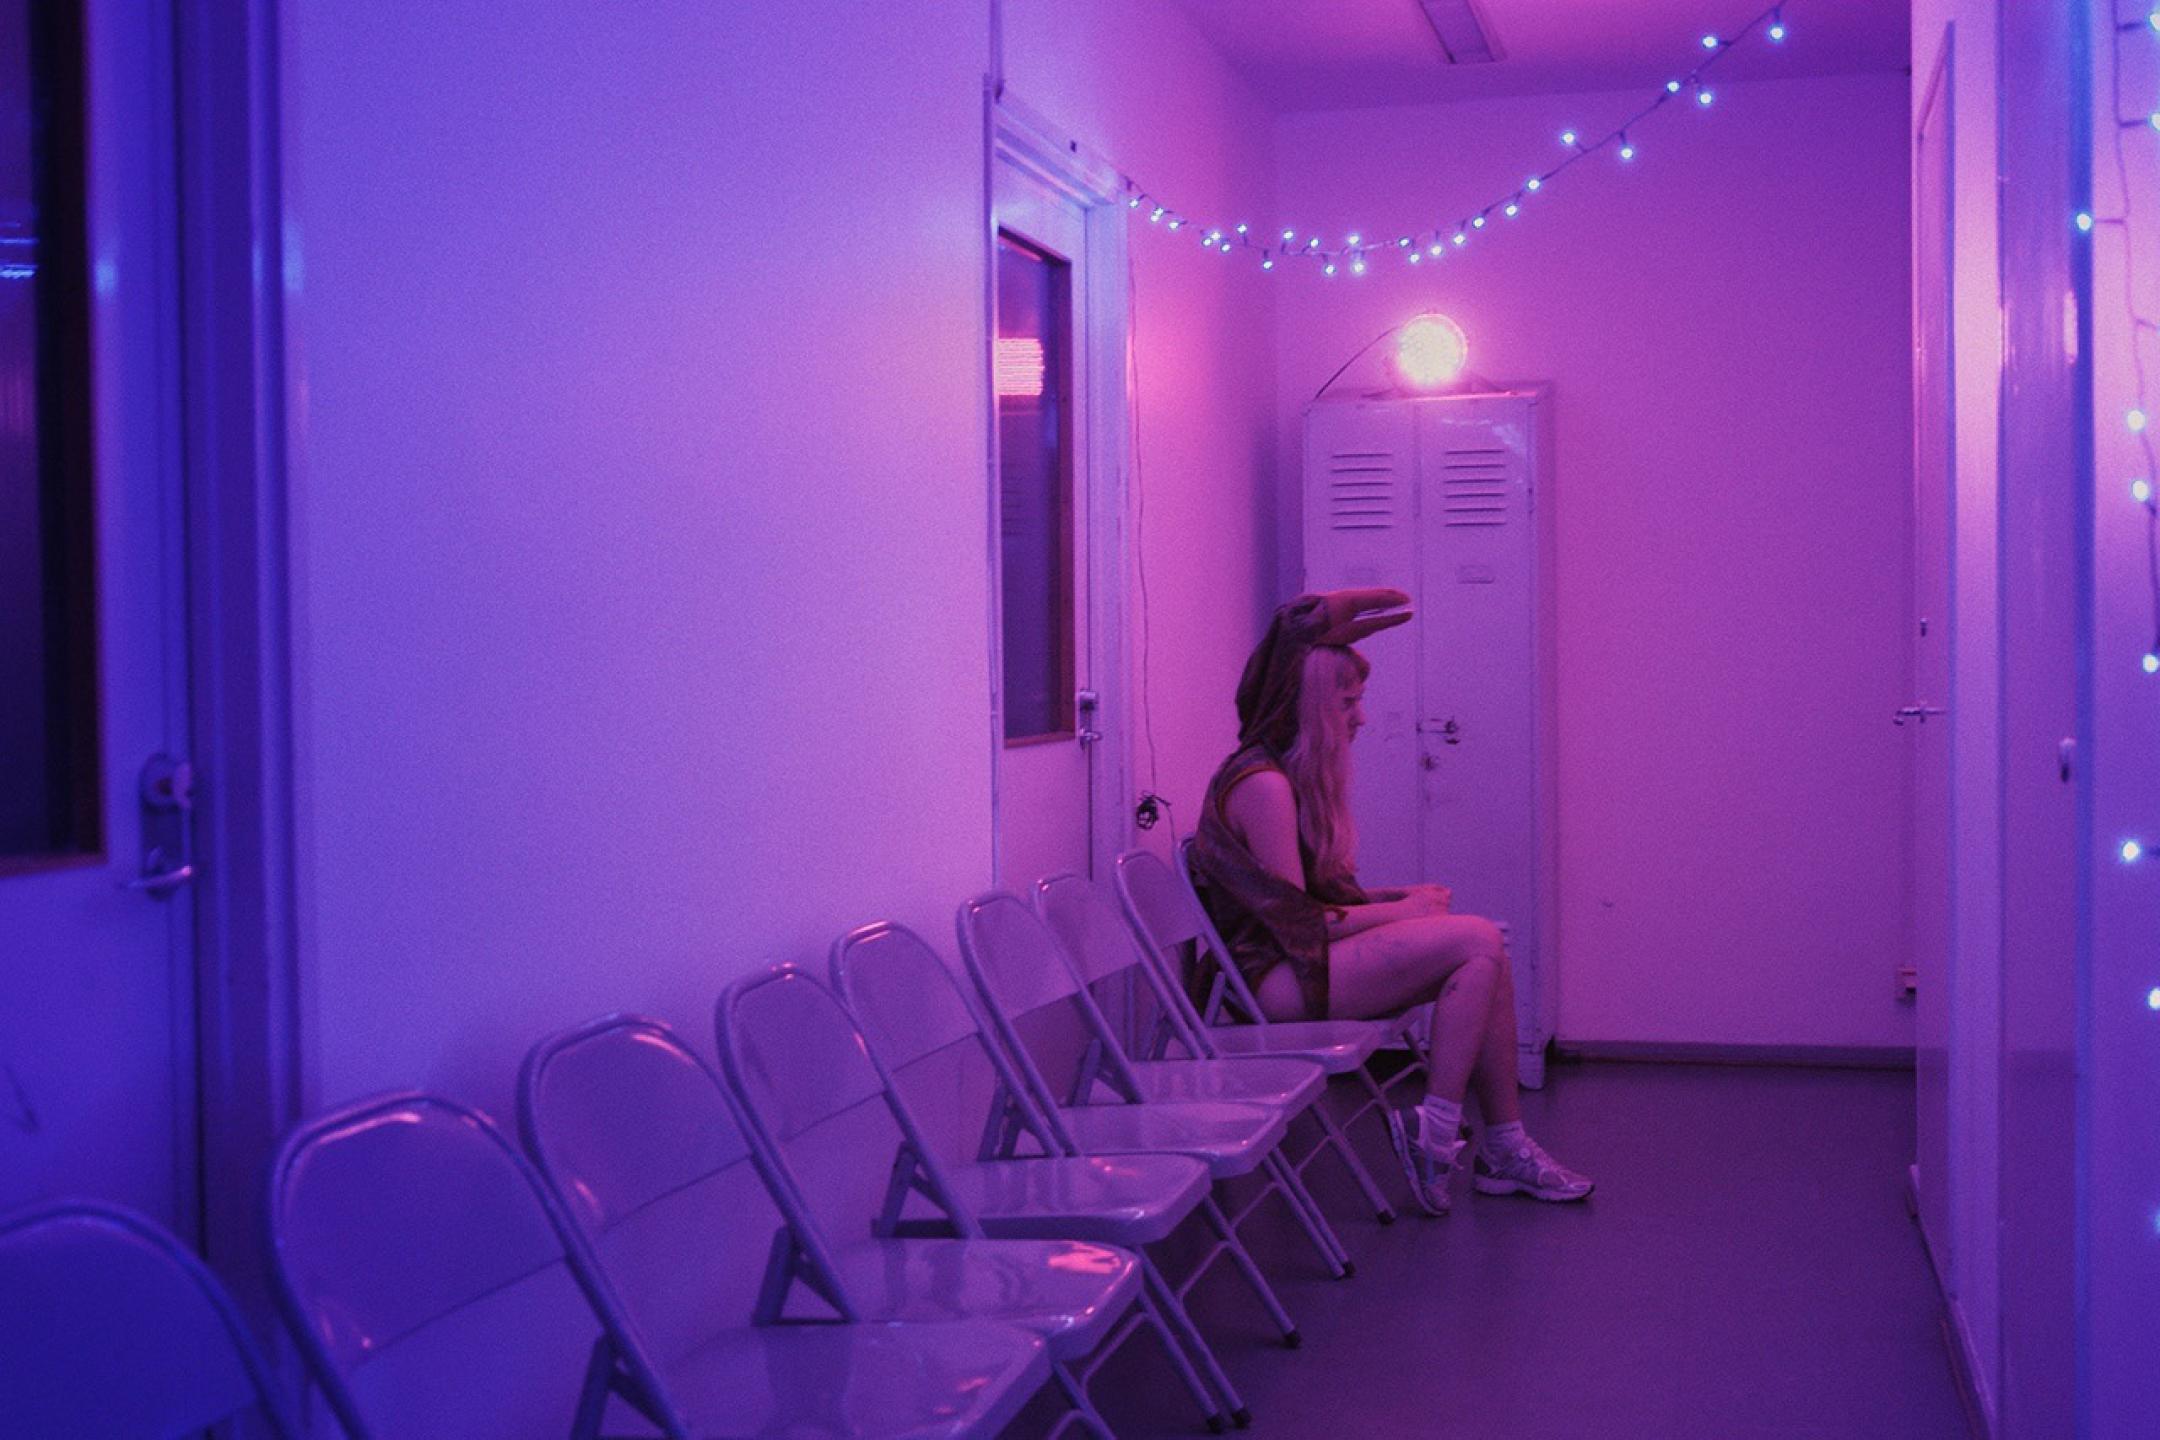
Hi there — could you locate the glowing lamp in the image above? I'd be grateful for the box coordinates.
[2144,652,2160,674]
[1620,142,1637,160]
[1697,87,1716,107]
[2133,479,2152,502]
[2131,408,2150,433]
[2123,839,2145,863]
[2149,987,2160,1011]
[2077,211,2095,232]
[1702,33,1720,49]
[994,337,1045,399]
[1393,313,1469,391]
[1769,21,1787,41]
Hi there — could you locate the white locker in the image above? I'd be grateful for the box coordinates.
[1302,388,1558,1086]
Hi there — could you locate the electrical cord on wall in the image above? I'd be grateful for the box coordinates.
[1125,230,1177,848]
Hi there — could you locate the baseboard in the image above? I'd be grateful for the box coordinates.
[1911,1166,1995,1440]
[1939,1292,1997,1439]
[1553,1039,1917,1071]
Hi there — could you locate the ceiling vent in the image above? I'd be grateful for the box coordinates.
[1418,0,1504,65]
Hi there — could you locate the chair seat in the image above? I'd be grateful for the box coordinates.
[823,1239,1142,1363]
[1126,1056,1326,1112]
[1054,1099,1289,1179]
[944,1155,1210,1245]
[1205,1019,1388,1072]
[665,1319,1048,1439]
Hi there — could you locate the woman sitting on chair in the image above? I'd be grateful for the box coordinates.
[1189,588,1591,1215]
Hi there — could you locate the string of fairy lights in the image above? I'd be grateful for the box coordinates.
[2096,7,2160,683]
[1117,3,1793,277]
[2095,6,2160,1010]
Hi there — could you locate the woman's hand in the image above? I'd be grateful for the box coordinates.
[1406,882,1453,915]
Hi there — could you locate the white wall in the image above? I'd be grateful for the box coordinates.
[278,0,1276,1121]
[1273,74,1916,1051]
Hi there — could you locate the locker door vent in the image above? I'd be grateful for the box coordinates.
[1326,450,1400,531]
[1438,446,1511,528]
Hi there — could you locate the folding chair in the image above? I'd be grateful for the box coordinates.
[1115,845,1429,1222]
[827,922,1255,1432]
[265,1090,1046,1440]
[0,1200,297,1440]
[958,889,1352,1288]
[1034,872,1375,1270]
[523,1012,1133,1438]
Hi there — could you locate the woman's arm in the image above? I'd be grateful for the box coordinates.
[1222,772,1445,939]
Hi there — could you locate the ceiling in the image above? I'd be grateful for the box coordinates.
[1166,0,1909,112]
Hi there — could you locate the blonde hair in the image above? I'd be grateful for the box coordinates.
[1281,645,1368,891]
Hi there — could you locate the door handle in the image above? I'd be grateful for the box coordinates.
[123,860,196,896]
[1893,705,1946,726]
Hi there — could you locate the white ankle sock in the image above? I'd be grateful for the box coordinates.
[1482,1120,1528,1161]
[1416,1096,1464,1151]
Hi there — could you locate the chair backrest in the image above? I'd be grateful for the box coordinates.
[1116,843,1273,1026]
[716,963,976,1242]
[0,1201,296,1439]
[521,1014,853,1354]
[830,921,1067,1162]
[266,1092,679,1440]
[1035,871,1219,1061]
[957,889,1141,1109]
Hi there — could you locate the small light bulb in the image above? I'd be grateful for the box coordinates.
[1220,242,1234,253]
[1282,228,1296,241]
[1307,236,1319,248]
[1398,236,1412,247]
[1769,21,1787,41]
[1504,202,1520,217]
[1453,232,1467,246]
[1428,242,1444,256]
[1527,177,1542,191]
[1351,258,1367,275]
[1702,33,1720,49]
[1697,88,1716,107]
[1149,207,1165,223]
[1324,263,1337,276]
[2077,211,2095,232]
[2131,409,2149,433]
[1205,230,1221,243]
[1347,232,1362,245]
[2124,839,2145,863]
[1560,129,1578,146]
[1128,196,1141,209]
[1235,223,1249,234]
[2149,112,2160,131]
[2143,652,2160,674]
[1408,251,1422,264]
[1473,216,1487,229]
[1261,258,1275,270]
[2148,986,2160,1010]
[2133,479,2153,503]
[1166,218,1182,230]
[2150,8,2159,32]
[1620,142,1637,160]
[1667,79,1682,94]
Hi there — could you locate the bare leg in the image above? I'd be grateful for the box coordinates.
[1468,949,1523,1125]
[1257,914,1510,1106]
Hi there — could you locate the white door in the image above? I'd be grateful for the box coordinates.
[1414,398,1544,1072]
[992,157,1096,888]
[0,2,199,1233]
[1908,51,1956,1280]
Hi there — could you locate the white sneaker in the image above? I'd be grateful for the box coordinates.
[1471,1137,1594,1202]
[1386,1108,1466,1217]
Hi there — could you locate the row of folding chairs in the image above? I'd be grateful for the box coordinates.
[1,849,1428,1440]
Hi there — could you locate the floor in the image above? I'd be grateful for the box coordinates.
[1028,1061,1970,1440]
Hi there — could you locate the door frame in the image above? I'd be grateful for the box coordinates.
[170,0,304,1338]
[984,86,1133,884]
